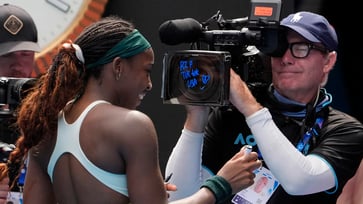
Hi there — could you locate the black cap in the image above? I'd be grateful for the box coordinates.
[0,3,40,56]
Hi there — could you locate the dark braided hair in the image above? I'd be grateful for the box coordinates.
[4,15,135,189]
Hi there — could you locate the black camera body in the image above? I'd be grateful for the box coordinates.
[159,0,285,106]
[0,77,36,152]
[0,77,36,116]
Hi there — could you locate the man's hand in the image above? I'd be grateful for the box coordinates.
[184,105,210,132]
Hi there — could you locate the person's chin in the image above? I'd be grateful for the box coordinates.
[134,97,143,108]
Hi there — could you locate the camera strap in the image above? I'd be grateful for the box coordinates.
[296,116,324,155]
[17,155,28,195]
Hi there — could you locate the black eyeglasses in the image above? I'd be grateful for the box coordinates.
[287,42,328,58]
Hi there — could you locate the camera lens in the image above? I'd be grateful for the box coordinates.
[10,78,37,103]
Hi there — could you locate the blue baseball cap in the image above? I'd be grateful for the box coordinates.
[280,11,338,51]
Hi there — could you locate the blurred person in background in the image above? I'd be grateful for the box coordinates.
[0,3,40,203]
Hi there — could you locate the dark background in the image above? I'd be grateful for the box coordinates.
[102,0,363,174]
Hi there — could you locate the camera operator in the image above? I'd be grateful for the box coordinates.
[0,3,40,203]
[165,11,363,204]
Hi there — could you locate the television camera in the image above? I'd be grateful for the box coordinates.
[159,0,287,106]
[0,77,36,117]
[0,77,36,160]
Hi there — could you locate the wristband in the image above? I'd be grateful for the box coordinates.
[200,175,232,204]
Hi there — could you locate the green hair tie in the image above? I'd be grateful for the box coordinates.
[86,29,151,69]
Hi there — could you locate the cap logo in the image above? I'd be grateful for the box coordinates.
[3,15,23,35]
[290,13,303,23]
